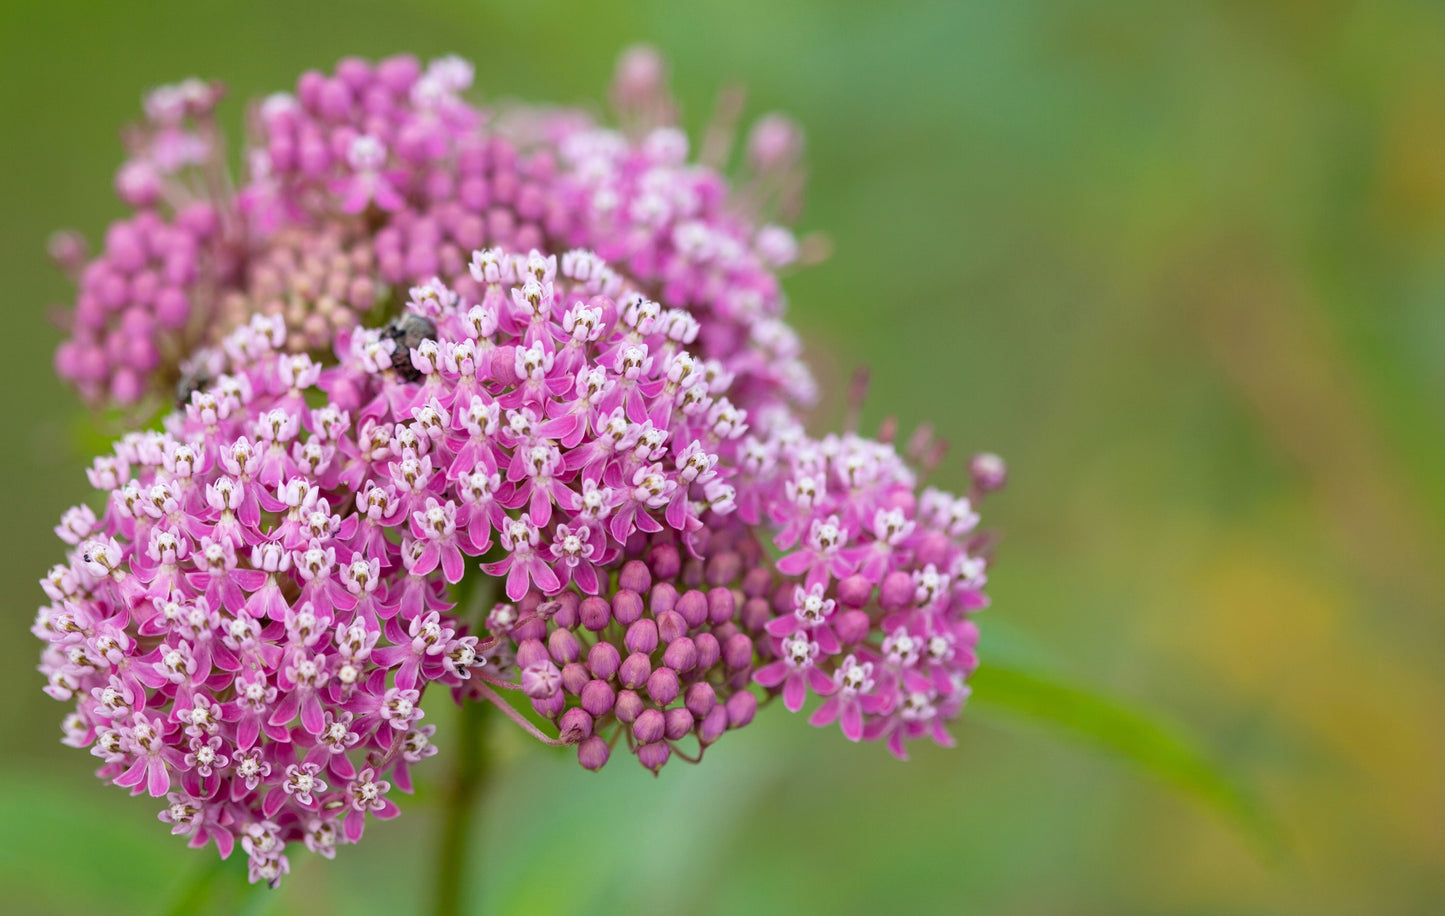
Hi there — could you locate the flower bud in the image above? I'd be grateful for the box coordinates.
[586,641,620,680]
[521,660,562,699]
[512,615,547,642]
[649,582,678,617]
[647,542,681,580]
[548,628,580,664]
[722,633,754,670]
[579,595,611,631]
[646,666,679,706]
[742,567,772,598]
[580,679,616,717]
[636,740,671,773]
[530,690,566,718]
[681,557,704,588]
[725,690,757,728]
[878,571,914,612]
[577,735,610,771]
[656,609,686,644]
[624,618,659,655]
[633,708,665,744]
[548,592,579,629]
[611,588,644,625]
[675,589,708,628]
[741,597,770,632]
[664,707,693,740]
[684,682,717,719]
[663,637,697,673]
[705,551,741,586]
[515,639,549,669]
[915,531,950,568]
[835,609,871,647]
[558,707,593,743]
[698,705,728,744]
[561,662,590,695]
[693,632,720,670]
[618,652,652,689]
[970,452,1008,492]
[618,559,651,593]
[706,587,735,625]
[614,689,644,723]
[837,574,872,608]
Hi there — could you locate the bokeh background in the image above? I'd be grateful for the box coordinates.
[2,0,1443,912]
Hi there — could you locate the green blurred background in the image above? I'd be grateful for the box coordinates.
[2,0,1443,912]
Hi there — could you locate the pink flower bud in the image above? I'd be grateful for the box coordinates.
[636,740,671,774]
[837,574,873,608]
[586,642,620,680]
[614,689,644,724]
[624,619,659,655]
[656,610,686,644]
[675,590,707,628]
[577,736,611,771]
[611,589,644,625]
[725,690,758,728]
[664,707,693,740]
[722,633,754,670]
[558,708,593,744]
[579,596,611,632]
[580,679,616,717]
[663,637,697,673]
[618,559,651,593]
[633,708,665,744]
[685,682,717,719]
[835,610,871,647]
[561,662,589,695]
[706,587,735,625]
[618,652,651,689]
[693,632,721,670]
[646,666,679,706]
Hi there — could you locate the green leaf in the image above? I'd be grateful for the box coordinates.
[969,662,1280,857]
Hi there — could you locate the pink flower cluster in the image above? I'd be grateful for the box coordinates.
[35,49,1004,887]
[52,51,813,422]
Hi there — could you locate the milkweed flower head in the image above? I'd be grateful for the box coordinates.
[34,49,1004,886]
[51,51,814,420]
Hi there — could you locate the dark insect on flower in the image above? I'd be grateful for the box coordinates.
[379,311,437,382]
[174,364,213,407]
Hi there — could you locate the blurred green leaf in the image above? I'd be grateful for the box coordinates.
[969,662,1279,856]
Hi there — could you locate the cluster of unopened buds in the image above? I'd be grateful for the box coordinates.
[35,48,1004,886]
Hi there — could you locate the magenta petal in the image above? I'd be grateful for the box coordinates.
[765,616,798,637]
[806,667,837,695]
[343,808,366,843]
[504,563,529,601]
[395,657,420,692]
[114,758,146,790]
[840,703,864,742]
[237,716,259,750]
[328,752,356,780]
[269,691,301,727]
[775,551,811,576]
[441,545,465,584]
[146,758,171,798]
[752,660,788,688]
[809,696,840,727]
[300,693,325,735]
[782,675,807,712]
[886,728,909,761]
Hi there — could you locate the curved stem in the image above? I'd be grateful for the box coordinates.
[432,696,492,916]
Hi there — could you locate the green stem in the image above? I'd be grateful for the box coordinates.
[433,696,493,916]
